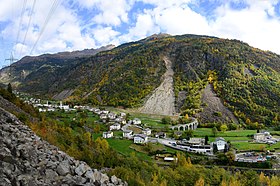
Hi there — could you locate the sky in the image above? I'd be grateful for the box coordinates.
[1,0,280,68]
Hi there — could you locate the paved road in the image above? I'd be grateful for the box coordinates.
[149,137,189,151]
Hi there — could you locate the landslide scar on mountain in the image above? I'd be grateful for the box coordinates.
[197,84,239,124]
[139,56,176,116]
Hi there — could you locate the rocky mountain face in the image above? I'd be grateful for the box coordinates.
[0,98,125,186]
[0,34,279,125]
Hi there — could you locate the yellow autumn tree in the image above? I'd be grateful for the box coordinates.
[271,175,280,186]
[259,172,270,186]
[220,179,227,186]
[195,177,205,186]
[176,153,192,168]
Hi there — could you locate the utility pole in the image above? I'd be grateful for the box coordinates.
[5,52,18,76]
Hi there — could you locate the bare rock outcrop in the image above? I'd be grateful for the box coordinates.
[139,56,176,116]
[0,106,126,186]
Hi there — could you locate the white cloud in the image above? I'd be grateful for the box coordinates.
[76,0,134,26]
[154,6,210,35]
[0,0,18,21]
[1,0,97,59]
[122,11,159,41]
[138,0,191,8]
[2,0,280,68]
[211,0,280,54]
[92,26,120,44]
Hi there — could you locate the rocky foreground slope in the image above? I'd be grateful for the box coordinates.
[0,107,126,186]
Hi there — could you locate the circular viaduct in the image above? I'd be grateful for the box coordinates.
[170,118,198,131]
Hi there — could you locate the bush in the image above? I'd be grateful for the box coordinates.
[162,116,171,124]
[18,113,28,123]
[214,112,222,117]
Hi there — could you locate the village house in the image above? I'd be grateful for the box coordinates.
[142,128,152,136]
[187,145,213,154]
[38,108,47,112]
[100,114,108,120]
[100,110,109,115]
[103,131,113,138]
[47,108,55,112]
[115,117,126,124]
[188,138,205,145]
[110,123,121,131]
[255,132,273,141]
[123,130,133,139]
[132,118,141,125]
[254,132,278,144]
[120,112,126,118]
[164,157,178,162]
[108,112,117,120]
[213,137,227,151]
[134,134,148,144]
[74,105,85,110]
[93,108,101,115]
[54,101,69,110]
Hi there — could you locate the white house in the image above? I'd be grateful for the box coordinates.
[38,108,47,112]
[254,132,278,144]
[134,134,148,144]
[93,108,101,115]
[164,157,178,162]
[188,138,205,145]
[110,123,121,131]
[142,128,152,136]
[215,137,227,151]
[47,108,55,112]
[123,130,133,139]
[254,132,272,141]
[101,110,109,115]
[188,145,213,154]
[115,117,126,124]
[58,101,70,110]
[108,112,117,120]
[100,114,108,120]
[103,131,113,138]
[120,112,126,118]
[132,118,141,125]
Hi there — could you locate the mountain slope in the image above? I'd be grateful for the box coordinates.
[0,45,115,94]
[0,34,279,125]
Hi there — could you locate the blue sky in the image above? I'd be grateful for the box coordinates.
[1,0,280,68]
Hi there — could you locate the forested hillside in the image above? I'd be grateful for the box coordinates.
[0,34,279,126]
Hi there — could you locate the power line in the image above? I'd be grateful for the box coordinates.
[15,0,27,51]
[30,0,60,55]
[19,0,37,57]
[5,52,18,76]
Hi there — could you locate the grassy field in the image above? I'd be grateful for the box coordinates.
[230,141,280,152]
[129,112,166,128]
[193,128,256,137]
[106,138,152,161]
[231,141,266,151]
